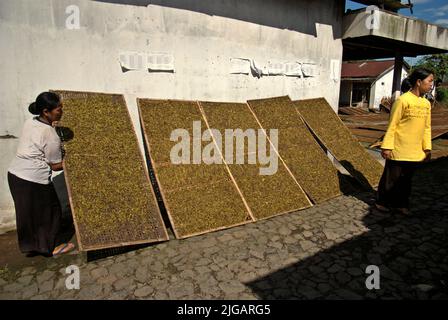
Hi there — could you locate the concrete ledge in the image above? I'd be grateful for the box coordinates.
[343,9,448,51]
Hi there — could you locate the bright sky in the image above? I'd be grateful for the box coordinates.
[346,0,448,26]
[345,0,448,64]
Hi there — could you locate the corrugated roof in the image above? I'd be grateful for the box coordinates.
[341,60,395,79]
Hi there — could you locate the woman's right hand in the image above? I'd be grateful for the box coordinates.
[381,149,392,160]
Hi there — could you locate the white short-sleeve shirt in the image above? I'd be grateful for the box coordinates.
[9,117,62,185]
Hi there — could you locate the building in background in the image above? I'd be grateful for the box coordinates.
[339,59,409,110]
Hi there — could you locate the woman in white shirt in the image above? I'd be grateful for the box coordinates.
[8,92,75,257]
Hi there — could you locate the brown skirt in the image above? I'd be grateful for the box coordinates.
[7,172,62,256]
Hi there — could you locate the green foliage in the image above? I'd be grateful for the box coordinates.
[412,54,448,81]
[436,87,448,103]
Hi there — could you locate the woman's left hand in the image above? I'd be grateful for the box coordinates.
[424,150,431,162]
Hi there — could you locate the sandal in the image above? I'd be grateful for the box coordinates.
[53,243,75,256]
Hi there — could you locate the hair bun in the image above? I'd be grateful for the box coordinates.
[28,102,39,115]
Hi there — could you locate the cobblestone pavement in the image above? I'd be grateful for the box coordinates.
[1,157,447,300]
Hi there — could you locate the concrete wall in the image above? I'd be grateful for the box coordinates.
[370,67,408,110]
[0,0,344,232]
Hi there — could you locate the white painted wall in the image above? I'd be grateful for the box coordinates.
[0,0,344,232]
[370,67,408,110]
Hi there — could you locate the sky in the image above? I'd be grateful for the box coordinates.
[345,0,448,65]
[346,0,448,26]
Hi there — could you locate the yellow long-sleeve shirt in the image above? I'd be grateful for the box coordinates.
[381,91,431,161]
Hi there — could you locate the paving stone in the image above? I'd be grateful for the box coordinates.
[278,227,292,236]
[135,268,149,283]
[431,293,448,300]
[167,282,195,299]
[210,265,220,272]
[302,231,313,238]
[297,285,321,299]
[30,294,50,300]
[151,261,164,272]
[347,268,363,277]
[317,283,331,293]
[381,266,403,281]
[195,258,212,266]
[367,253,382,265]
[97,274,118,286]
[21,283,39,299]
[176,270,194,280]
[216,269,233,281]
[90,267,109,279]
[38,279,54,294]
[335,271,351,284]
[237,272,257,283]
[106,290,129,300]
[197,238,218,248]
[113,278,134,291]
[325,221,340,229]
[217,234,234,242]
[17,275,34,286]
[218,281,246,295]
[20,267,37,276]
[134,286,154,298]
[299,240,315,251]
[77,284,103,299]
[0,278,7,286]
[249,250,265,260]
[323,229,339,240]
[431,227,444,234]
[413,284,434,292]
[36,270,55,284]
[3,282,25,293]
[328,264,343,274]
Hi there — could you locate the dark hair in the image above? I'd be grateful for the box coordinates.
[401,78,412,93]
[28,92,61,115]
[408,68,434,87]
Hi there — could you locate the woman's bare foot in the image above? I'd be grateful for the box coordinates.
[52,243,75,256]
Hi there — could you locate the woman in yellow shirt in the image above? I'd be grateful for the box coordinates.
[375,68,433,215]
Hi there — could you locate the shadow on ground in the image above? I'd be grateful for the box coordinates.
[246,157,448,299]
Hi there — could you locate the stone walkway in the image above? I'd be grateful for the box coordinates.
[1,157,447,300]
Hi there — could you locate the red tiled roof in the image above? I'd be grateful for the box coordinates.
[341,60,395,79]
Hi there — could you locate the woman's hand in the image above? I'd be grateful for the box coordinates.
[381,149,392,160]
[424,150,431,162]
[52,121,61,128]
[50,161,64,172]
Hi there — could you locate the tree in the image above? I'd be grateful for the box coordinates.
[412,54,448,82]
